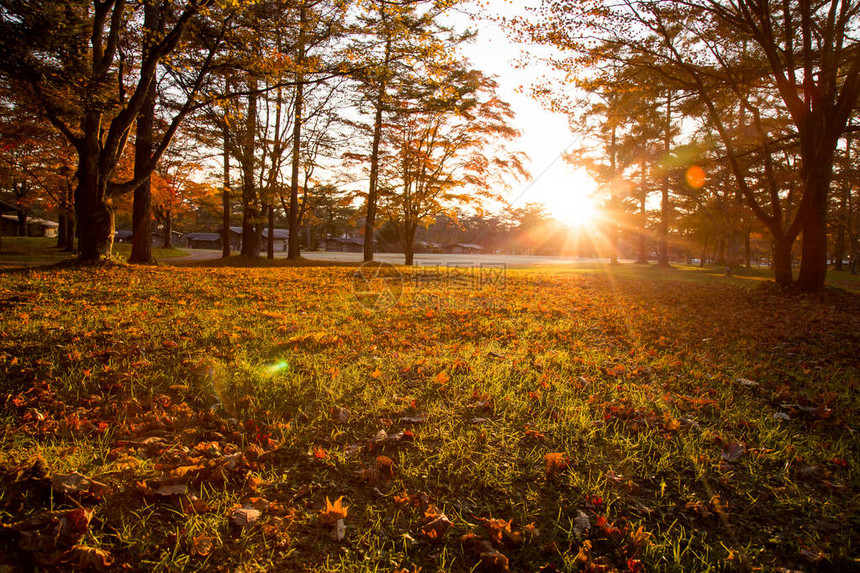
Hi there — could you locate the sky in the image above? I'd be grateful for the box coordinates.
[448,0,599,224]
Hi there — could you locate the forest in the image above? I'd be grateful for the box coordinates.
[0,0,858,290]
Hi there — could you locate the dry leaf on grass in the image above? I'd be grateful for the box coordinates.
[319,496,348,525]
[68,545,113,571]
[230,507,261,527]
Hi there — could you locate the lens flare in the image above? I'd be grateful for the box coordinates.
[686,165,706,189]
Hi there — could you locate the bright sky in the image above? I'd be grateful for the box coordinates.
[451,0,599,225]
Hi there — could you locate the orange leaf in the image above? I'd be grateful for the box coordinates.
[320,496,348,525]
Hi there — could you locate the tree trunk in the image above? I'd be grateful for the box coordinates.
[57,212,67,248]
[287,2,306,260]
[162,211,172,248]
[222,122,232,258]
[75,125,114,261]
[64,212,76,252]
[773,235,793,287]
[267,205,274,259]
[797,164,832,291]
[17,208,27,236]
[744,225,751,268]
[404,223,416,266]
[658,90,672,266]
[240,84,259,257]
[364,29,392,263]
[128,0,159,265]
[636,161,648,263]
[609,124,619,264]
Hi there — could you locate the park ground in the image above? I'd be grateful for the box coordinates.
[0,237,858,571]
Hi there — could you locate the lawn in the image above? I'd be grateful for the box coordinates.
[0,262,857,572]
[0,237,188,266]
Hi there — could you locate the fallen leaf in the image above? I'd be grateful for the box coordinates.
[230,507,261,527]
[721,442,746,463]
[68,545,113,571]
[544,452,567,474]
[319,496,348,525]
[190,534,215,557]
[51,472,108,498]
[574,510,591,537]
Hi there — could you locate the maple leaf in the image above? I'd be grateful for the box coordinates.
[319,496,348,525]
[544,452,567,474]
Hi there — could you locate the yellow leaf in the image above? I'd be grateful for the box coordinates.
[320,496,348,525]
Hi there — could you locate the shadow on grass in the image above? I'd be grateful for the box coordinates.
[178,255,365,268]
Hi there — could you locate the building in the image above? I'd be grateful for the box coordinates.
[115,228,183,246]
[2,214,59,238]
[325,236,366,253]
[443,243,484,254]
[182,232,221,250]
[415,241,443,254]
[262,228,289,252]
[222,226,289,252]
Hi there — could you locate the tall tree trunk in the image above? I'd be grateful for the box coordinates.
[128,0,159,264]
[222,123,231,258]
[75,113,114,261]
[287,1,306,260]
[57,212,67,248]
[287,76,303,259]
[16,207,27,236]
[404,222,416,266]
[240,82,259,257]
[797,161,833,291]
[162,210,172,248]
[773,235,793,286]
[609,124,618,264]
[364,27,392,263]
[267,205,274,259]
[636,161,648,264]
[658,91,672,266]
[64,210,76,252]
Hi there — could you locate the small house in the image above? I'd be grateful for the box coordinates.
[2,213,59,237]
[415,241,443,254]
[183,232,222,249]
[443,243,484,254]
[262,228,289,252]
[325,236,365,253]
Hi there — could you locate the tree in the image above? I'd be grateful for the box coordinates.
[0,0,221,261]
[513,0,860,291]
[348,0,466,262]
[381,67,526,265]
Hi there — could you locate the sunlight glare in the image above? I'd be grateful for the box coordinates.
[540,169,598,227]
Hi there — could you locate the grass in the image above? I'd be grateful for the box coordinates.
[0,262,857,572]
[0,236,188,266]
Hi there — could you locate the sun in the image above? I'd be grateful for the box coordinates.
[540,169,599,227]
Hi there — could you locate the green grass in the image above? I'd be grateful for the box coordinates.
[0,263,857,572]
[0,236,188,266]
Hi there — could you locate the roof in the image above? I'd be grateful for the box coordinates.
[418,241,442,248]
[453,243,483,250]
[226,226,289,239]
[2,214,58,227]
[183,232,220,241]
[263,229,289,239]
[0,199,20,213]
